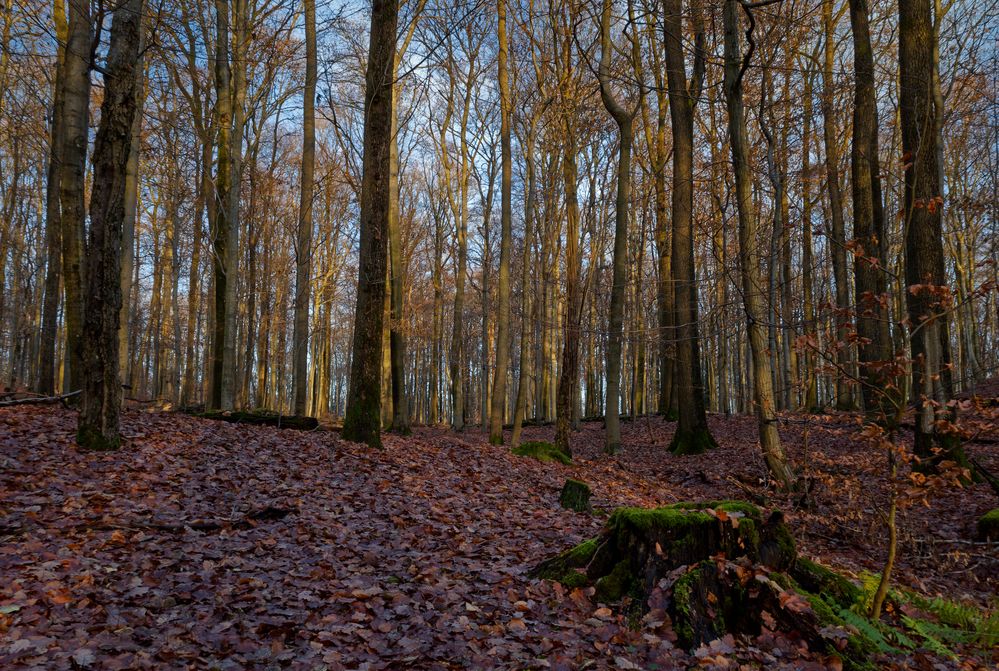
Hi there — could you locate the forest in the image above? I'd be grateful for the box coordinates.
[1,0,998,667]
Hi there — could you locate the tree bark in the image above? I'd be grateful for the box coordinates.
[899,0,965,468]
[596,0,637,455]
[59,0,92,395]
[77,0,145,450]
[849,0,895,421]
[38,0,67,395]
[664,0,715,455]
[489,0,512,445]
[821,0,855,410]
[292,0,316,416]
[722,0,795,489]
[341,0,398,447]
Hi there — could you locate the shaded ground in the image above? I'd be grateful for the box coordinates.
[1,402,996,669]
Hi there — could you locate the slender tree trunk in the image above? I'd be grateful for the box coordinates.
[209,0,232,410]
[77,0,144,450]
[723,0,795,489]
[38,0,68,395]
[489,0,512,444]
[59,0,92,395]
[342,0,398,447]
[292,0,316,416]
[801,69,819,411]
[822,0,854,410]
[597,0,637,454]
[119,63,145,390]
[849,0,895,421]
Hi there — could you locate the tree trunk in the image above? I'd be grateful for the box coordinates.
[38,0,68,395]
[723,0,795,490]
[77,0,145,450]
[341,0,398,447]
[899,0,965,468]
[59,0,92,395]
[489,0,512,445]
[597,0,637,454]
[849,0,895,422]
[209,0,232,410]
[292,0,316,416]
[664,0,714,455]
[822,0,854,411]
[118,62,145,391]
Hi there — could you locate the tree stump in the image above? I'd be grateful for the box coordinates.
[529,501,878,669]
[978,509,999,541]
[559,479,591,512]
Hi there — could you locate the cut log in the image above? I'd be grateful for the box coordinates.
[559,479,591,512]
[192,410,319,431]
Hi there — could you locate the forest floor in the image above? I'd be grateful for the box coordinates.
[1,395,997,670]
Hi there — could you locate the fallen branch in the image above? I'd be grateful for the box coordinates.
[0,390,80,407]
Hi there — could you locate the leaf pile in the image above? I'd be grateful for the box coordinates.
[1,404,997,669]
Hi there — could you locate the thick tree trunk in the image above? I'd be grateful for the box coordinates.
[292,0,316,416]
[341,0,398,447]
[77,0,145,450]
[723,0,795,490]
[664,0,714,455]
[899,0,965,468]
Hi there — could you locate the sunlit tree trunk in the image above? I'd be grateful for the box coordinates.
[292,0,316,416]
[342,0,398,447]
[78,0,145,450]
[723,0,795,489]
[489,0,512,445]
[664,0,714,455]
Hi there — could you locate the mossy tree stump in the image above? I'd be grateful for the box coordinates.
[511,441,572,465]
[559,479,591,512]
[530,501,878,669]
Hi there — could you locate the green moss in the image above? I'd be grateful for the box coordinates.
[595,560,632,602]
[512,441,572,465]
[791,558,861,609]
[565,538,599,565]
[669,500,761,518]
[978,508,999,540]
[531,537,599,588]
[672,563,706,647]
[609,506,715,534]
[559,479,592,512]
[668,426,718,455]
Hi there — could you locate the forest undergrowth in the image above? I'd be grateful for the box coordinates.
[1,398,997,670]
